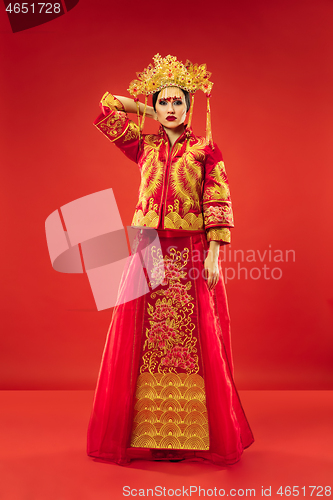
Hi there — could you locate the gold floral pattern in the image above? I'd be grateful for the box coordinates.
[204,204,234,227]
[130,244,209,451]
[140,244,198,375]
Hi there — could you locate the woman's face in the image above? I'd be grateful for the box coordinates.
[155,87,187,129]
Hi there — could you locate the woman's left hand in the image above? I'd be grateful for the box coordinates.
[204,241,220,291]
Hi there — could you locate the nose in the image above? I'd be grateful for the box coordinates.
[166,101,175,113]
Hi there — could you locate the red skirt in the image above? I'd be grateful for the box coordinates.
[87,228,254,465]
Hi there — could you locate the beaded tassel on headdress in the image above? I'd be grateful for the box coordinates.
[206,94,213,146]
[186,94,195,151]
[141,95,148,132]
[134,97,141,142]
[134,96,148,144]
[128,54,214,145]
[187,94,195,129]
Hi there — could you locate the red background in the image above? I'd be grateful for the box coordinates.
[1,0,332,390]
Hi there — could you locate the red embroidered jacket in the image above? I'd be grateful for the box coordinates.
[94,93,234,243]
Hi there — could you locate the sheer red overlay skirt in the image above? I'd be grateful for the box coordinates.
[87,229,254,465]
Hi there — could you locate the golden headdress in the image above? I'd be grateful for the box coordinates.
[128,54,214,145]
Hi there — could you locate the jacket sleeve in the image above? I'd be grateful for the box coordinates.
[93,92,141,163]
[203,143,234,245]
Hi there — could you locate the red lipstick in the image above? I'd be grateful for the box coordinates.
[166,116,176,121]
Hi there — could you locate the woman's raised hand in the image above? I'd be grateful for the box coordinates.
[113,95,157,120]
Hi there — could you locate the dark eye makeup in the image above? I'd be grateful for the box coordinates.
[158,99,183,106]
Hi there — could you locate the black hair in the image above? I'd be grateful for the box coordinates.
[152,88,191,113]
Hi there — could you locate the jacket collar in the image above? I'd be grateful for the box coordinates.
[158,124,196,145]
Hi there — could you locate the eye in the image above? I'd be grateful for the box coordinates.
[158,99,167,105]
[173,100,183,106]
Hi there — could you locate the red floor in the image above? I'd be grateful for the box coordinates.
[0,391,332,499]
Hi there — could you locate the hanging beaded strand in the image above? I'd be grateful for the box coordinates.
[140,95,148,133]
[206,93,214,148]
[134,97,141,142]
[186,93,195,151]
[187,93,195,129]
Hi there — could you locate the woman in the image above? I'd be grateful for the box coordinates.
[87,54,254,465]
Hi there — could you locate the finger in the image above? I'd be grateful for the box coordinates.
[203,267,207,281]
[210,273,219,290]
[209,276,216,291]
[204,266,210,281]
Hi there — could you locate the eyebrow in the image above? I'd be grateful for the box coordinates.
[158,96,184,102]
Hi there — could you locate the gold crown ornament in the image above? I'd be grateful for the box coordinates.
[128,54,214,145]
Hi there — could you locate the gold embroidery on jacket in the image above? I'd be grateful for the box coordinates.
[169,155,203,215]
[100,92,125,112]
[203,161,230,202]
[132,197,159,227]
[123,121,140,142]
[130,245,209,450]
[171,139,206,214]
[206,227,231,243]
[145,134,163,150]
[204,204,234,226]
[164,200,203,230]
[98,112,128,141]
[163,138,206,230]
[138,146,164,213]
[184,137,207,156]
